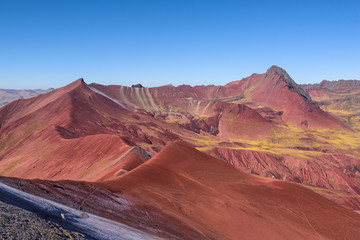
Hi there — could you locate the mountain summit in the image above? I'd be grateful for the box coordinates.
[265,65,311,101]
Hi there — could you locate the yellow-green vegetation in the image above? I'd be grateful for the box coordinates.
[304,184,359,199]
[0,156,31,176]
[184,135,219,149]
[259,124,360,159]
[78,158,109,180]
[193,114,210,119]
[183,122,360,160]
[243,81,261,100]
[0,138,56,176]
[165,118,188,124]
[312,93,360,130]
[305,127,360,156]
[0,118,48,152]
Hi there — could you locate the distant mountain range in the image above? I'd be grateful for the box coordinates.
[302,79,360,130]
[0,88,54,107]
[1,67,360,239]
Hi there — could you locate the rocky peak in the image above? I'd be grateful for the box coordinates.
[265,65,311,101]
[131,84,144,88]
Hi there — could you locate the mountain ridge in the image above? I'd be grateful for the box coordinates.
[1,66,360,212]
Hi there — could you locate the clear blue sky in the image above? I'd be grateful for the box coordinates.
[0,0,359,89]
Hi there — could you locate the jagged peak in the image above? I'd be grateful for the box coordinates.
[266,65,287,75]
[265,66,311,101]
[265,66,294,84]
[59,78,88,92]
[74,78,86,86]
[131,84,144,88]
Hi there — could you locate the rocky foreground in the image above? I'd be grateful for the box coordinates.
[0,199,86,240]
[0,182,159,240]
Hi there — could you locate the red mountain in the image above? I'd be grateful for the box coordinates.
[0,79,153,181]
[2,142,360,239]
[1,66,360,238]
[91,65,349,130]
[86,67,360,209]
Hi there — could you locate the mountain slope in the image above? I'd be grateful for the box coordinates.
[101,141,360,240]
[2,142,360,239]
[0,79,152,181]
[0,68,359,211]
[85,68,360,209]
[91,66,349,130]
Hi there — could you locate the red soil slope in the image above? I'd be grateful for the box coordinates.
[100,141,360,240]
[207,147,360,209]
[85,69,360,209]
[90,82,278,138]
[95,146,150,181]
[2,142,360,239]
[224,66,350,129]
[91,66,349,130]
[0,68,358,214]
[0,79,154,181]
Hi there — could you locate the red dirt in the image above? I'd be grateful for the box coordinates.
[0,67,359,222]
[233,66,350,129]
[95,146,151,181]
[99,141,360,240]
[0,79,153,181]
[207,147,360,210]
[91,66,350,130]
[3,142,360,239]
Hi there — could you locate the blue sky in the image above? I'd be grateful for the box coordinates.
[0,0,359,89]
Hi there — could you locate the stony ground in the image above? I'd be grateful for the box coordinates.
[0,200,87,240]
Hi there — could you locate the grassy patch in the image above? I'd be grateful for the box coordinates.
[0,118,48,152]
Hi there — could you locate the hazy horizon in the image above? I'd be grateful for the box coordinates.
[1,69,360,90]
[1,0,359,89]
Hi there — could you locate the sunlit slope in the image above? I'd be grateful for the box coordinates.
[0,79,173,180]
[1,67,359,211]
[92,66,349,130]
[3,142,360,239]
[89,66,360,209]
[186,124,360,209]
[101,141,360,240]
